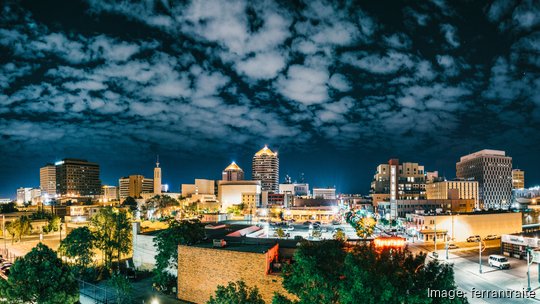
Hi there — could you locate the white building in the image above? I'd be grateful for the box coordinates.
[279,183,310,197]
[313,188,336,199]
[39,164,56,196]
[16,187,41,205]
[101,185,118,202]
[218,180,261,212]
[0,199,11,204]
[181,179,215,197]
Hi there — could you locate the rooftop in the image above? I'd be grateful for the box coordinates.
[224,161,243,172]
[189,241,277,254]
[459,149,507,162]
[254,145,277,157]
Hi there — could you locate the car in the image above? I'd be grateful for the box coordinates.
[303,221,311,225]
[431,252,439,259]
[466,235,481,242]
[259,219,267,223]
[331,220,341,225]
[489,255,510,269]
[484,235,500,240]
[314,221,321,225]
[287,226,294,231]
[447,243,458,249]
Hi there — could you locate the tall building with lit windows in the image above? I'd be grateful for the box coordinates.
[512,169,525,189]
[370,159,427,206]
[456,149,512,209]
[154,157,162,194]
[40,164,56,197]
[55,158,101,197]
[252,146,279,192]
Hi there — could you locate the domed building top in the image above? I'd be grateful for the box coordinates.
[254,145,277,157]
[224,161,243,172]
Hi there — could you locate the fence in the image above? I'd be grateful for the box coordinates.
[78,279,117,303]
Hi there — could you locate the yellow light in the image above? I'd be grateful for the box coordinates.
[374,237,406,248]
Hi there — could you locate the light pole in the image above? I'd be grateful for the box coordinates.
[445,233,449,260]
[434,214,437,253]
[527,246,532,291]
[479,239,482,274]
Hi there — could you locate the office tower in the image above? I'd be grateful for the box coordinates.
[16,187,41,205]
[40,164,56,197]
[222,162,244,181]
[102,185,118,202]
[370,159,426,204]
[55,158,101,197]
[426,180,479,208]
[154,157,162,194]
[252,145,279,192]
[119,175,154,200]
[512,169,525,189]
[456,149,512,209]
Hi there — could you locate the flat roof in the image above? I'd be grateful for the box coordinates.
[188,242,277,254]
[459,149,507,162]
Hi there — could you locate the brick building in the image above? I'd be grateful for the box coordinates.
[177,242,291,303]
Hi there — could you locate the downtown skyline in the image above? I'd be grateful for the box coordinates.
[1,0,540,197]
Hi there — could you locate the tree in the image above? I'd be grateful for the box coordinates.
[355,217,376,238]
[122,196,138,213]
[333,229,346,241]
[90,207,132,270]
[0,202,17,213]
[142,195,179,219]
[275,228,285,238]
[59,226,95,268]
[153,219,205,292]
[226,203,244,216]
[6,215,32,243]
[42,215,61,234]
[0,243,78,303]
[274,241,467,304]
[207,281,265,304]
[109,272,133,304]
[276,241,345,304]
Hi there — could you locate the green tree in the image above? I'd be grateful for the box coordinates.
[274,242,467,304]
[333,229,346,241]
[143,195,179,219]
[90,207,132,269]
[6,215,32,243]
[277,241,345,304]
[355,217,376,238]
[109,272,133,304]
[207,281,265,304]
[153,219,205,292]
[275,228,285,238]
[42,215,61,234]
[226,203,245,216]
[59,226,95,268]
[0,243,78,303]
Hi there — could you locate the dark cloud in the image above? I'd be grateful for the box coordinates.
[1,0,540,197]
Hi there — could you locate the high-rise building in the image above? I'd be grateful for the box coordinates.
[119,175,154,200]
[512,169,525,189]
[370,159,426,205]
[154,157,162,195]
[55,159,101,197]
[101,185,118,202]
[456,149,512,209]
[222,162,244,181]
[252,145,279,192]
[39,164,56,197]
[16,187,41,205]
[426,180,479,208]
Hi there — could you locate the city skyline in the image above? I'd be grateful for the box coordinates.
[1,0,540,197]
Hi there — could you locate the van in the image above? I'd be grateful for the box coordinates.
[489,255,510,269]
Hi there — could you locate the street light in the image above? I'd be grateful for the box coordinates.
[479,239,483,274]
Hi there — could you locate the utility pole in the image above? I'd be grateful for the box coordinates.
[479,239,483,274]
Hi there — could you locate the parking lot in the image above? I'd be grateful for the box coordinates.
[251,220,359,240]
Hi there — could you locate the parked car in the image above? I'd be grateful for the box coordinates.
[484,235,500,240]
[331,220,341,225]
[431,252,439,259]
[466,235,481,242]
[489,255,510,269]
[447,243,459,249]
[259,219,267,223]
[314,221,322,225]
[287,226,295,231]
[303,221,311,225]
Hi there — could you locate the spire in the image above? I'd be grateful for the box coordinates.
[156,155,160,168]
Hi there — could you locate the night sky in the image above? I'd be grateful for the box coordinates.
[1,0,539,198]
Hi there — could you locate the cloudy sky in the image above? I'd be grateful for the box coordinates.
[1,0,539,197]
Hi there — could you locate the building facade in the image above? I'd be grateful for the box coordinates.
[313,188,336,199]
[279,183,310,197]
[512,169,525,189]
[39,164,56,197]
[182,179,215,197]
[119,175,154,199]
[218,180,261,212]
[456,150,512,209]
[387,198,477,218]
[252,146,279,193]
[222,162,244,181]
[55,159,101,197]
[101,185,118,202]
[16,187,41,205]
[370,159,427,205]
[425,180,479,208]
